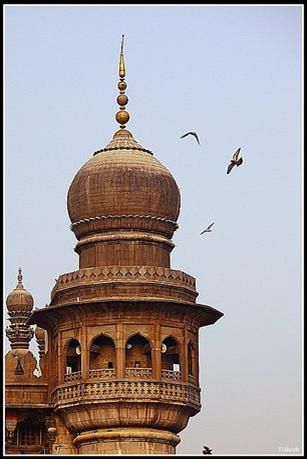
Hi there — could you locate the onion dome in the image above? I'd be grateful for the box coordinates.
[6,268,34,349]
[6,268,34,312]
[67,36,181,269]
[67,130,180,232]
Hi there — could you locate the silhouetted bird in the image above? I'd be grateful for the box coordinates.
[227,147,243,175]
[200,222,215,235]
[202,445,213,455]
[180,131,200,145]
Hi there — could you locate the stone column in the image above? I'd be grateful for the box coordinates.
[81,324,88,380]
[182,326,188,383]
[152,324,161,379]
[58,332,64,384]
[116,323,125,378]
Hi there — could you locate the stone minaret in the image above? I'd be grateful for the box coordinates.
[29,36,223,455]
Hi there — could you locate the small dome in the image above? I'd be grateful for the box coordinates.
[6,269,34,312]
[67,129,181,238]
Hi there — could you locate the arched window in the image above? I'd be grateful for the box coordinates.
[65,338,81,375]
[125,334,152,370]
[161,336,180,372]
[89,334,115,370]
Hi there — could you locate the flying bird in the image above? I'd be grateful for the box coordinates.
[200,222,215,235]
[227,147,243,175]
[202,445,213,455]
[180,131,200,145]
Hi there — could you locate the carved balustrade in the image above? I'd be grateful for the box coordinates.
[88,369,116,379]
[161,369,182,381]
[51,380,201,410]
[125,368,152,379]
[64,371,81,383]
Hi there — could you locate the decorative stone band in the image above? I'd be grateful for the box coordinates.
[51,380,201,410]
[50,265,197,305]
[6,326,34,349]
[92,133,154,155]
[74,231,175,254]
[73,427,180,448]
[55,266,195,288]
[93,146,154,156]
[70,214,177,229]
[70,214,178,233]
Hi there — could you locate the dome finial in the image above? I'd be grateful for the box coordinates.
[115,34,130,130]
[17,267,23,285]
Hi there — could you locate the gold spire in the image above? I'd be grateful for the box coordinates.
[119,34,125,78]
[115,34,130,130]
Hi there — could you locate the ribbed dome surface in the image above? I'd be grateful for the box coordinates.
[67,130,181,228]
[6,284,34,312]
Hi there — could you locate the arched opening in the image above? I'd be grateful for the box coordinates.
[125,334,152,378]
[89,334,115,373]
[161,336,181,380]
[65,338,81,379]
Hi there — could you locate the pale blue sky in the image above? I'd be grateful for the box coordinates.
[4,5,303,455]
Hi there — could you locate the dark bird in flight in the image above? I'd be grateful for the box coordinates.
[180,131,200,145]
[227,147,243,175]
[202,445,213,455]
[200,222,215,235]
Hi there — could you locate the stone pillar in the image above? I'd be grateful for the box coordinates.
[58,332,64,384]
[182,326,188,383]
[196,333,200,385]
[116,323,125,378]
[81,324,88,380]
[152,324,161,379]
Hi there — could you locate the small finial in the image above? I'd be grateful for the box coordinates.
[119,34,125,78]
[115,34,130,129]
[17,267,23,284]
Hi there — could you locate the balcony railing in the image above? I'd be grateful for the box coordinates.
[161,369,182,381]
[62,369,192,384]
[52,380,201,409]
[88,368,116,379]
[64,371,81,382]
[125,368,152,379]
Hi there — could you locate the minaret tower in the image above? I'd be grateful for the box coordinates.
[29,37,223,455]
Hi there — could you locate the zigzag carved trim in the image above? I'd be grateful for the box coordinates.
[70,215,178,230]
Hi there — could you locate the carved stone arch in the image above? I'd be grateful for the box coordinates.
[89,333,116,370]
[160,332,183,345]
[63,336,81,354]
[125,332,152,369]
[88,331,116,351]
[125,331,153,348]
